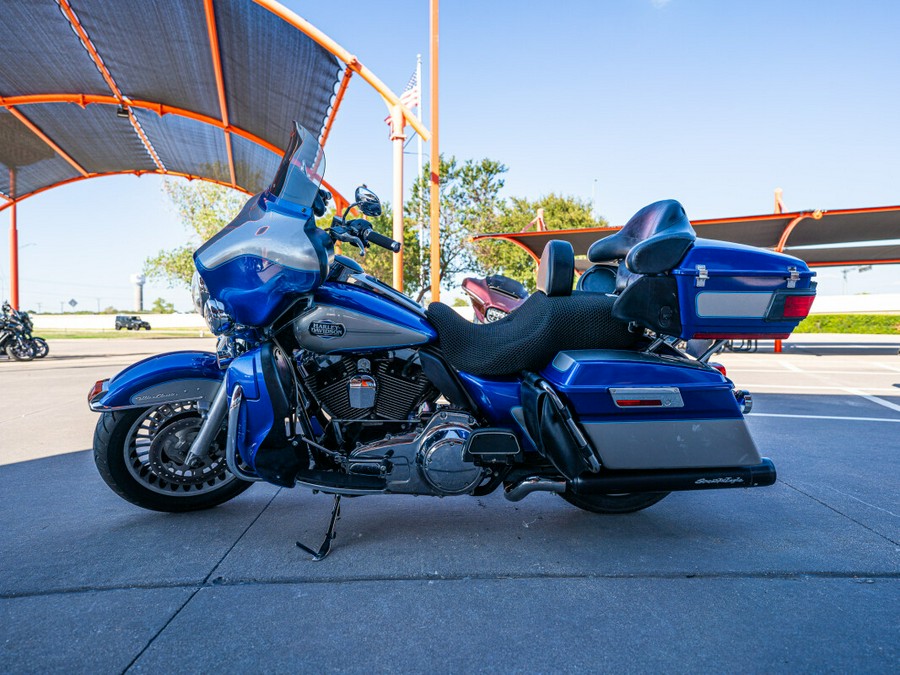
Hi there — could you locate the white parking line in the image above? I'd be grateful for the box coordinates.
[840,387,900,413]
[727,368,896,375]
[740,384,899,393]
[876,363,900,373]
[780,361,804,373]
[749,413,900,423]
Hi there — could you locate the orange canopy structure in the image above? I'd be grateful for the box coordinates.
[475,205,900,270]
[0,0,429,307]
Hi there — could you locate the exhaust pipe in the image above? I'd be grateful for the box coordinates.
[503,460,776,502]
[504,476,566,502]
[570,459,776,495]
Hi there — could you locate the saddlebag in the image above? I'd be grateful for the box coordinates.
[537,350,762,471]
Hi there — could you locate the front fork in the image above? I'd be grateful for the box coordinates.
[184,380,229,467]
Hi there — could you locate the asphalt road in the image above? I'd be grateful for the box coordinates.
[1,336,898,673]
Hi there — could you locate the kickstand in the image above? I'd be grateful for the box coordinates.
[296,494,342,561]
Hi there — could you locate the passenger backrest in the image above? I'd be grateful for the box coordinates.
[537,240,575,297]
[588,200,696,272]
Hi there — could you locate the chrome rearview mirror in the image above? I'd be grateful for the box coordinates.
[354,185,382,217]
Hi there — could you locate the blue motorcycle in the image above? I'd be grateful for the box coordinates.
[89,123,816,559]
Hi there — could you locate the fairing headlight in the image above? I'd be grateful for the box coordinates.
[203,299,235,335]
[191,271,208,314]
[192,271,235,335]
[485,307,508,322]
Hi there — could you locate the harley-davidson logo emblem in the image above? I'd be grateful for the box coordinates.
[309,320,345,339]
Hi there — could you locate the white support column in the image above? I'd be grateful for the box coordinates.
[391,104,406,292]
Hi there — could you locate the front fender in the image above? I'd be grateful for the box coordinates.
[89,350,223,411]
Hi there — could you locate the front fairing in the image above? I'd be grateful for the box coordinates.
[193,123,333,329]
[195,194,332,327]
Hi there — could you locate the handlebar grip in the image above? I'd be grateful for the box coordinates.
[364,228,401,253]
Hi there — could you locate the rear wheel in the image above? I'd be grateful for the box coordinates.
[93,402,252,512]
[560,491,669,514]
[31,337,49,358]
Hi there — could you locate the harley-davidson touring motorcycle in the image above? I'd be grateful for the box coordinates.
[89,123,816,559]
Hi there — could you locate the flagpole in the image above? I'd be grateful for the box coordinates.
[429,0,440,303]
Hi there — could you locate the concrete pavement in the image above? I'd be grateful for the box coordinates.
[1,336,897,673]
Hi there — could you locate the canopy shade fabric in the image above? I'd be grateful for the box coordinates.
[474,205,900,269]
[0,0,344,206]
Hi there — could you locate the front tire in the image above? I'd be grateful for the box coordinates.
[93,403,252,512]
[560,491,669,514]
[5,338,34,361]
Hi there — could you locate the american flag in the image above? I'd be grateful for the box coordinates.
[385,69,419,129]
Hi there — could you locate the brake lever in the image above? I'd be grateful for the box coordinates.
[327,226,367,257]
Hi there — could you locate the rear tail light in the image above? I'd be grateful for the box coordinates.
[610,387,684,409]
[782,294,816,318]
[710,362,727,376]
[765,291,816,322]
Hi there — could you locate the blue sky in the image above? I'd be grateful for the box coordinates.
[2,0,898,312]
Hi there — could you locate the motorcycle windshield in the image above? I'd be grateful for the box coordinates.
[194,122,331,275]
[267,122,325,214]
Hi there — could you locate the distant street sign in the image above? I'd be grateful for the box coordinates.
[68,299,78,308]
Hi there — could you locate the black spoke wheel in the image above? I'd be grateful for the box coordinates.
[93,402,252,512]
[560,490,669,514]
[5,338,34,361]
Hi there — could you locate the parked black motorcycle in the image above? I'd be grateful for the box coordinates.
[1,302,48,359]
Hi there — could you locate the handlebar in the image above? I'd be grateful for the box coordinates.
[360,227,401,253]
[332,218,401,254]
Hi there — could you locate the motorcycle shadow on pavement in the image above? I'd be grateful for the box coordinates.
[3,449,895,595]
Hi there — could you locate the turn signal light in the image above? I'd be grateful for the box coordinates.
[88,379,107,403]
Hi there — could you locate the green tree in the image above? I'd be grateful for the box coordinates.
[473,194,608,292]
[404,156,508,301]
[144,180,248,288]
[150,297,175,314]
[336,201,425,299]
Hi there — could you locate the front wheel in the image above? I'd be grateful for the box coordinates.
[93,402,252,512]
[560,491,669,514]
[5,338,35,361]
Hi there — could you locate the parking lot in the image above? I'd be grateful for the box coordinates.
[1,336,898,673]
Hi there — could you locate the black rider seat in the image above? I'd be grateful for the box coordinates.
[426,240,636,377]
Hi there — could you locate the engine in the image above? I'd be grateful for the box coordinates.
[348,411,488,496]
[299,349,434,421]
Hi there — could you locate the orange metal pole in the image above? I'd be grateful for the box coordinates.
[429,0,440,302]
[320,68,354,147]
[6,107,89,176]
[773,213,818,355]
[391,105,405,291]
[203,0,237,188]
[9,169,18,309]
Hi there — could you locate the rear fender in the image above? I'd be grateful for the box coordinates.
[89,351,223,412]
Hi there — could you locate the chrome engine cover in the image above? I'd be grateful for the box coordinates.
[348,411,483,496]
